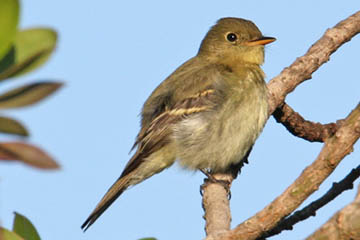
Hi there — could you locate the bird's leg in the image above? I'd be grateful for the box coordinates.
[200,169,232,199]
[200,169,218,182]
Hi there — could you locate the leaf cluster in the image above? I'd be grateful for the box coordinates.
[0,0,62,169]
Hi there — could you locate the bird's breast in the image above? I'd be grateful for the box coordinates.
[173,70,268,172]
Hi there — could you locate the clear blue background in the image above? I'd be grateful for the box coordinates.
[1,1,360,239]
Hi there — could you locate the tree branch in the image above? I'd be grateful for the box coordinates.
[257,164,360,239]
[267,11,360,115]
[306,184,360,240]
[202,173,233,237]
[273,103,340,142]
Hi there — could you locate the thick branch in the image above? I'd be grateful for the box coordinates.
[202,153,251,237]
[306,184,360,240]
[257,165,360,239]
[202,173,233,237]
[273,103,340,142]
[214,102,360,240]
[267,11,360,115]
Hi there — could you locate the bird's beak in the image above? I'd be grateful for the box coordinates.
[244,36,276,46]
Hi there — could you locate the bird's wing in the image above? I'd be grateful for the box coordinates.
[120,88,219,177]
[81,88,220,231]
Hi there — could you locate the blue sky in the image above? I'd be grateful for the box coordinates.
[1,1,360,240]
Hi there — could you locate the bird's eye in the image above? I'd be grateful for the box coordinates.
[226,33,237,42]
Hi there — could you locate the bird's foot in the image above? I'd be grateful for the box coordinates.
[200,169,231,199]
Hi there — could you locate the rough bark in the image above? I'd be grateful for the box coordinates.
[273,103,340,142]
[202,173,233,237]
[306,185,360,240]
[257,165,360,239]
[267,11,360,115]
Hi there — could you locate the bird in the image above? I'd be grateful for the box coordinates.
[81,17,275,231]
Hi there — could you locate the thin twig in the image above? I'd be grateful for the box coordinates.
[257,165,360,239]
[306,184,360,240]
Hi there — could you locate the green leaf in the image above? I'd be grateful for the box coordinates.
[0,28,57,81]
[0,46,16,75]
[0,0,19,60]
[12,212,41,240]
[0,142,59,169]
[0,81,63,109]
[0,116,28,136]
[138,238,157,240]
[0,47,47,80]
[0,227,24,240]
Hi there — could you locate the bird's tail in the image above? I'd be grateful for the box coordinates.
[81,173,133,231]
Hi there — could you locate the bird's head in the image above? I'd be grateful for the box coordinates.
[198,18,275,65]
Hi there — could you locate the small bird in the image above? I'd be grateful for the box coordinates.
[82,17,275,231]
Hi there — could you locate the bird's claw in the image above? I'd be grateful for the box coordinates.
[200,177,232,200]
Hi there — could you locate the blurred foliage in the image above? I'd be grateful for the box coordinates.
[0,212,41,240]
[0,0,62,169]
[0,1,63,239]
[0,0,19,60]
